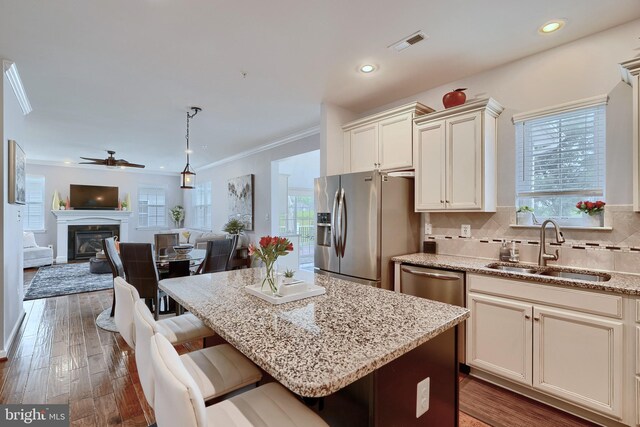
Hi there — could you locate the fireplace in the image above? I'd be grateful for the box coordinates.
[68,225,120,260]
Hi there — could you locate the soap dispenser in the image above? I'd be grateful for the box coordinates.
[509,240,520,263]
[499,240,510,261]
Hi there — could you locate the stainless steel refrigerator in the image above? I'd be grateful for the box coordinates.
[314,170,420,290]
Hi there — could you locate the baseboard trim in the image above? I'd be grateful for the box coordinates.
[0,309,26,359]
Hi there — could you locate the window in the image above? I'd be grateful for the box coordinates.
[193,181,212,229]
[25,175,45,231]
[138,187,166,228]
[514,96,606,224]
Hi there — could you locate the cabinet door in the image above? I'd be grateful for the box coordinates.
[378,113,413,171]
[533,306,623,419]
[349,123,378,173]
[467,293,533,386]
[414,120,446,211]
[446,112,482,209]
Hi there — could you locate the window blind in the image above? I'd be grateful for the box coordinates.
[515,104,606,198]
[193,181,212,229]
[25,175,45,231]
[138,187,166,228]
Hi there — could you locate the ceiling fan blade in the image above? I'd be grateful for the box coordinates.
[121,163,146,168]
[78,161,104,165]
[79,157,105,162]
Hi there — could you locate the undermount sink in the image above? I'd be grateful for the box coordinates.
[485,263,611,282]
[485,264,539,274]
[538,269,611,282]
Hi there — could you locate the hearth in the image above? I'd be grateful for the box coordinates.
[68,225,120,260]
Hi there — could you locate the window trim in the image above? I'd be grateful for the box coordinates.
[138,186,168,229]
[513,95,608,227]
[192,181,212,230]
[25,174,46,232]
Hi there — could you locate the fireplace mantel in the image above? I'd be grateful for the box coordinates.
[51,210,132,264]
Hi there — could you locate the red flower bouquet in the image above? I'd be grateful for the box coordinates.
[249,236,294,294]
[576,200,605,216]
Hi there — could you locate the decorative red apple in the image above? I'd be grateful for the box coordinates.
[442,88,467,109]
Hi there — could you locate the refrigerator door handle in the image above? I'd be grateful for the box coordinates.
[339,188,347,258]
[332,189,340,256]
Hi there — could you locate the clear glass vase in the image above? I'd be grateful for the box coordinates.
[261,261,280,295]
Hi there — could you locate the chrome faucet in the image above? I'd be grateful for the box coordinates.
[538,219,565,266]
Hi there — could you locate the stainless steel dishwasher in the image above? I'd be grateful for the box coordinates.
[400,264,466,365]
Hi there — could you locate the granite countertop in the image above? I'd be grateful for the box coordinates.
[393,253,640,295]
[159,269,469,397]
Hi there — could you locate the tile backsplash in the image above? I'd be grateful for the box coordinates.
[425,205,640,275]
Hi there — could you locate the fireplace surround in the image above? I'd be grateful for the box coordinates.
[68,225,120,260]
[51,210,132,264]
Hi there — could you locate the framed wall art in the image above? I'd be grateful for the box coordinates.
[227,174,254,231]
[8,140,26,205]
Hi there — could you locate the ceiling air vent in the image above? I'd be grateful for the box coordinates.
[388,31,428,52]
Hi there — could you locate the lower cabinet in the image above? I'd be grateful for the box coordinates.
[533,306,623,419]
[467,293,532,385]
[468,287,624,420]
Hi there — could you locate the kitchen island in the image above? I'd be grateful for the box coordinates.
[160,268,469,426]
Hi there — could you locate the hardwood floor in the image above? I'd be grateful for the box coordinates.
[4,269,594,426]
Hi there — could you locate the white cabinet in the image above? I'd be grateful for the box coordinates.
[467,273,625,422]
[533,306,623,419]
[467,293,532,385]
[414,98,503,212]
[343,102,433,173]
[620,58,640,212]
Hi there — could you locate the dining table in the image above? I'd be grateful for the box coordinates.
[155,248,206,277]
[159,267,468,426]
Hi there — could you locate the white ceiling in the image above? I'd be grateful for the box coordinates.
[2,0,640,172]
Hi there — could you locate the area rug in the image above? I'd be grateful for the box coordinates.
[96,308,118,332]
[24,263,113,301]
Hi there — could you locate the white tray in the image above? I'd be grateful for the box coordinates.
[244,282,326,305]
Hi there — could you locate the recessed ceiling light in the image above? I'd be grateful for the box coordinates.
[539,20,565,34]
[359,64,376,74]
[185,149,193,154]
[64,161,71,164]
[159,166,165,169]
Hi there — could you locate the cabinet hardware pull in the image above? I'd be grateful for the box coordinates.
[525,315,530,319]
[445,200,450,203]
[440,200,444,203]
[534,317,540,321]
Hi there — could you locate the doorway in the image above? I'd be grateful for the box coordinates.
[271,150,320,271]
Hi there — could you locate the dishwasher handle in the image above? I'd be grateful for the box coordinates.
[401,266,461,281]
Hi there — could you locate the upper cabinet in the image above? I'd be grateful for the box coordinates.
[620,58,640,212]
[414,98,503,212]
[343,102,434,173]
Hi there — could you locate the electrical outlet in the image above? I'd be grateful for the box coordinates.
[461,224,471,238]
[416,377,430,418]
[424,223,432,235]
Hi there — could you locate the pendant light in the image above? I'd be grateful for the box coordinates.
[180,107,201,189]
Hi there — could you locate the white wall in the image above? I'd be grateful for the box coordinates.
[329,18,640,207]
[184,133,320,244]
[320,102,356,176]
[1,71,26,356]
[25,163,184,252]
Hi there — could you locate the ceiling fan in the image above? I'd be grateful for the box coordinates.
[79,150,145,168]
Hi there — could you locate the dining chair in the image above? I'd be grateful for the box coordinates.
[103,237,124,317]
[114,278,213,346]
[150,333,329,427]
[119,242,163,319]
[196,239,234,274]
[113,277,139,348]
[154,233,179,257]
[134,299,261,408]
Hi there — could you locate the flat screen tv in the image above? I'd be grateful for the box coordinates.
[70,185,119,210]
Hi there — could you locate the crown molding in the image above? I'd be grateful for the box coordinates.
[512,94,608,123]
[198,125,320,171]
[3,60,32,115]
[413,98,504,125]
[26,159,180,177]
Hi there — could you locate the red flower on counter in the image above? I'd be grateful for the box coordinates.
[249,236,294,294]
[576,200,606,216]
